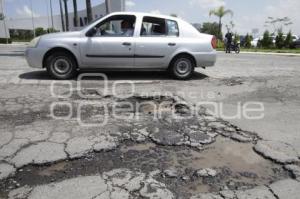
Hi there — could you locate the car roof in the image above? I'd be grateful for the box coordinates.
[108,12,181,22]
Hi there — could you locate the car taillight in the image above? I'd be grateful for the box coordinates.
[211,36,217,49]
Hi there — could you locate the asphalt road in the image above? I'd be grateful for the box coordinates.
[0,45,300,199]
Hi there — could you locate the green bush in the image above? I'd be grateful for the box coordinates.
[35,27,47,37]
[217,40,224,49]
[9,29,34,41]
[47,28,59,33]
[275,31,285,49]
[284,31,293,48]
[233,33,240,45]
[261,30,273,48]
[244,34,252,48]
[0,38,12,44]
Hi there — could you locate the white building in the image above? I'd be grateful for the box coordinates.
[0,0,125,39]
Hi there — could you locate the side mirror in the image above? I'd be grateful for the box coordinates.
[86,27,97,37]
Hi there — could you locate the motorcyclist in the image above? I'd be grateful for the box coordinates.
[225,31,233,53]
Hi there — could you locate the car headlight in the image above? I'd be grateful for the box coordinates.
[28,37,41,48]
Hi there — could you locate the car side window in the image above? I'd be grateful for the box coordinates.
[141,17,167,37]
[93,15,136,37]
[166,20,179,37]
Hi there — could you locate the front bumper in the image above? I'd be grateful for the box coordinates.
[25,47,48,68]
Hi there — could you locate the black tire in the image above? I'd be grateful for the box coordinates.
[235,47,240,54]
[45,51,78,80]
[169,55,195,80]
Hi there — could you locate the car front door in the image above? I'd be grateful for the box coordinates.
[80,14,136,68]
[134,17,180,69]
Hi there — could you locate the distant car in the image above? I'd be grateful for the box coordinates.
[292,35,299,42]
[291,39,300,49]
[283,34,299,42]
[25,12,217,80]
[251,35,278,47]
[251,36,263,47]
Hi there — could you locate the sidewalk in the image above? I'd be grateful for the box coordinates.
[0,43,27,56]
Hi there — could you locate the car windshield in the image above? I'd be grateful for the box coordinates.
[85,16,104,27]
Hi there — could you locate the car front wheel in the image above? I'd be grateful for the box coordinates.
[169,55,195,80]
[45,52,78,80]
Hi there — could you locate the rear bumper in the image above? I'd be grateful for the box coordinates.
[192,51,217,67]
[25,47,47,68]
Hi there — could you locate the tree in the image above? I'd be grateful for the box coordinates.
[284,31,293,48]
[261,30,273,48]
[244,34,252,48]
[63,0,69,31]
[209,6,233,39]
[86,0,93,23]
[73,0,78,27]
[275,30,285,49]
[233,33,240,45]
[200,22,219,37]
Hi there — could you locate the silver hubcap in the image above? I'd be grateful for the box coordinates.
[53,58,71,74]
[176,59,191,74]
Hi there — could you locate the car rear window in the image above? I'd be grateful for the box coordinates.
[141,17,179,37]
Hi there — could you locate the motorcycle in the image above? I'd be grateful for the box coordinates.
[224,40,240,54]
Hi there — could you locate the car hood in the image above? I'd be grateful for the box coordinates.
[41,31,81,39]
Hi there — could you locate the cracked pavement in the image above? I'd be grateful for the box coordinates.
[1,45,300,198]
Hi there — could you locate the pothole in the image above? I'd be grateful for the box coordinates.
[0,137,288,198]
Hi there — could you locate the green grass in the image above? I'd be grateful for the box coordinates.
[217,47,300,54]
[240,48,300,54]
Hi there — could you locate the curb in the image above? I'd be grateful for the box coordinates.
[240,51,300,56]
[218,51,300,56]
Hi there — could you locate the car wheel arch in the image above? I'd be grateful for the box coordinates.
[43,47,79,69]
[168,52,197,69]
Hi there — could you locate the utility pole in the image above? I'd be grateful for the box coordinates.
[29,0,36,38]
[59,0,65,31]
[73,0,78,28]
[50,0,54,30]
[45,0,50,29]
[105,0,110,15]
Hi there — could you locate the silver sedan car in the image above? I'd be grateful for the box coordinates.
[25,12,217,80]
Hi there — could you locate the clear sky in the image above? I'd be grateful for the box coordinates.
[2,0,300,35]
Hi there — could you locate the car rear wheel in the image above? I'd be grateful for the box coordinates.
[169,55,195,80]
[45,52,78,80]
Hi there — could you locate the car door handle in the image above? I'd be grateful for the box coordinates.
[122,42,131,46]
[168,43,176,46]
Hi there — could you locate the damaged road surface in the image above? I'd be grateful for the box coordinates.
[0,92,297,199]
[1,52,300,198]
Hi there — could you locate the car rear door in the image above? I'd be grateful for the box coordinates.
[134,16,180,69]
[80,14,136,68]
